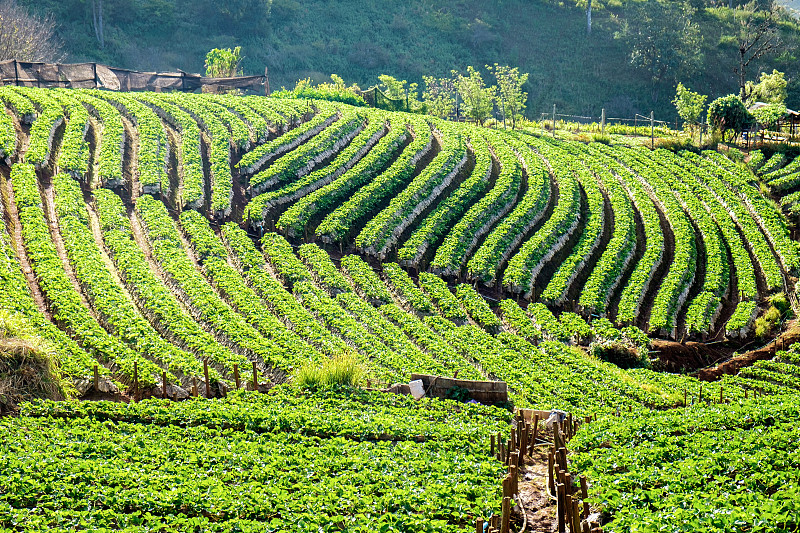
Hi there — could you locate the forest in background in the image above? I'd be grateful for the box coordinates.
[12,0,800,119]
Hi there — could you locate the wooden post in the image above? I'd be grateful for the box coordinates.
[580,475,590,517]
[204,360,211,398]
[559,447,568,472]
[556,483,567,533]
[192,377,198,397]
[601,108,605,135]
[13,59,19,86]
[233,363,240,389]
[565,494,574,530]
[162,371,167,399]
[93,365,99,392]
[745,389,748,400]
[476,518,484,533]
[510,427,516,452]
[650,111,655,150]
[501,497,511,533]
[491,434,495,456]
[548,449,556,495]
[565,472,573,496]
[553,103,557,138]
[264,66,270,96]
[531,414,540,453]
[252,361,258,391]
[572,497,582,533]
[582,520,592,533]
[133,361,139,402]
[719,385,723,404]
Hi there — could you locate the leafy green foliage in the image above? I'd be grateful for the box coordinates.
[708,94,752,141]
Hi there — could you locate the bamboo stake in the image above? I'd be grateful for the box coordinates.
[133,361,139,402]
[572,497,582,533]
[580,475,590,517]
[565,494,574,531]
[501,497,511,533]
[204,360,211,398]
[557,483,566,533]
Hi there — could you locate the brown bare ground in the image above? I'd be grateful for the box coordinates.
[517,446,557,533]
[696,319,800,380]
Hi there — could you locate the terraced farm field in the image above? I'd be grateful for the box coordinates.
[1,87,800,532]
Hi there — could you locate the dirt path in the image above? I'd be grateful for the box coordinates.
[518,446,557,533]
[695,319,800,380]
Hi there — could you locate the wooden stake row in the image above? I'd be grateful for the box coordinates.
[93,360,264,402]
[484,410,601,533]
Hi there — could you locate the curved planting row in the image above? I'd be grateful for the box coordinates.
[1,88,796,353]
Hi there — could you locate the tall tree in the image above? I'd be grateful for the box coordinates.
[456,66,494,126]
[422,75,456,119]
[615,0,703,102]
[673,82,707,141]
[487,64,528,129]
[0,0,63,61]
[91,0,103,49]
[733,1,782,101]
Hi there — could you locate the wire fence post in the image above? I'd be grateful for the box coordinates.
[650,110,655,149]
[552,103,556,138]
[601,108,605,135]
[93,62,98,89]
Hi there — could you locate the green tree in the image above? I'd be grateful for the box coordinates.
[205,46,243,78]
[708,94,752,142]
[672,82,707,140]
[615,0,703,101]
[488,64,528,129]
[456,66,494,125]
[745,69,787,105]
[378,74,418,109]
[751,102,786,133]
[422,75,456,119]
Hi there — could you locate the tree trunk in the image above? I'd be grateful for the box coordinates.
[587,0,592,35]
[92,0,104,49]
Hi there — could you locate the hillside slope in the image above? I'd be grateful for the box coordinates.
[17,0,800,118]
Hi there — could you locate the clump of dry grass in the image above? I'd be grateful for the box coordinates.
[0,311,67,413]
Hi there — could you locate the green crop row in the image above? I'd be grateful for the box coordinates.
[356,119,467,258]
[249,108,364,194]
[276,115,406,237]
[316,114,432,244]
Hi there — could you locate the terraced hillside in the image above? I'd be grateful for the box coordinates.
[0,86,797,396]
[3,86,800,533]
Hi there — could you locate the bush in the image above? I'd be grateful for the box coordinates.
[589,341,646,369]
[0,311,67,412]
[754,316,771,339]
[769,292,791,316]
[590,133,611,145]
[293,353,364,391]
